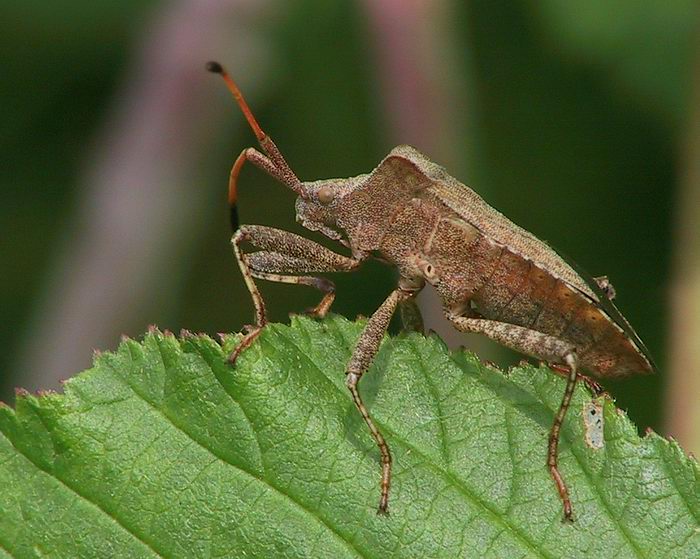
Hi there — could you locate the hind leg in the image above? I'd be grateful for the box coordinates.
[448,315,579,521]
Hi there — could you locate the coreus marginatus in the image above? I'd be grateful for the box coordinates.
[206,61,655,522]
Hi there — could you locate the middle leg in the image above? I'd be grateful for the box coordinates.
[346,286,417,515]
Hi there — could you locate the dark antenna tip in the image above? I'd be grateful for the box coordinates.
[205,61,223,74]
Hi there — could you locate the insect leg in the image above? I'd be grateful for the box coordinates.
[230,225,362,363]
[548,358,578,522]
[230,228,268,364]
[250,269,337,318]
[549,363,605,397]
[346,287,416,515]
[448,315,579,522]
[247,243,359,318]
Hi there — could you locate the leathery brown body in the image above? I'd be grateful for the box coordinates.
[207,61,655,522]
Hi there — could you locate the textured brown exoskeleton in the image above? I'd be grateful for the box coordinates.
[206,61,656,521]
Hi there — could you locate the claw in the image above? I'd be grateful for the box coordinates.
[304,291,334,319]
[302,306,327,319]
[228,325,264,365]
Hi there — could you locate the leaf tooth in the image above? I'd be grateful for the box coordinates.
[180,328,194,339]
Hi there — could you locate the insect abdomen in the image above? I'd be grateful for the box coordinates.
[381,203,652,379]
[466,246,652,378]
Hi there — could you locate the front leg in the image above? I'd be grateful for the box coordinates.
[230,225,363,364]
[448,315,578,522]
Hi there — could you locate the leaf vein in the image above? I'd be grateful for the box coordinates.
[408,342,451,467]
[0,431,164,558]
[0,536,16,559]
[184,339,267,477]
[655,441,699,523]
[275,326,553,559]
[115,337,364,559]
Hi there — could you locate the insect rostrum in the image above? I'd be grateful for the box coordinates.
[207,61,655,522]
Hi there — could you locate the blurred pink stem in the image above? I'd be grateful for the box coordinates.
[14,0,273,389]
[666,33,700,456]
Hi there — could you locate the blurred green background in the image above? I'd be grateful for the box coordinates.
[2,1,698,453]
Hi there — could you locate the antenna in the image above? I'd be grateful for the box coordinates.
[206,61,266,142]
[206,61,305,230]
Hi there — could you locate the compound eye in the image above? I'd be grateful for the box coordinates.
[317,186,335,205]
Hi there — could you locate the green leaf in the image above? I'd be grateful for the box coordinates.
[1,316,698,558]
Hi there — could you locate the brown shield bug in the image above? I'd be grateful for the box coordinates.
[206,61,656,521]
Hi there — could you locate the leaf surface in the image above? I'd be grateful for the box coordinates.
[0,316,698,558]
